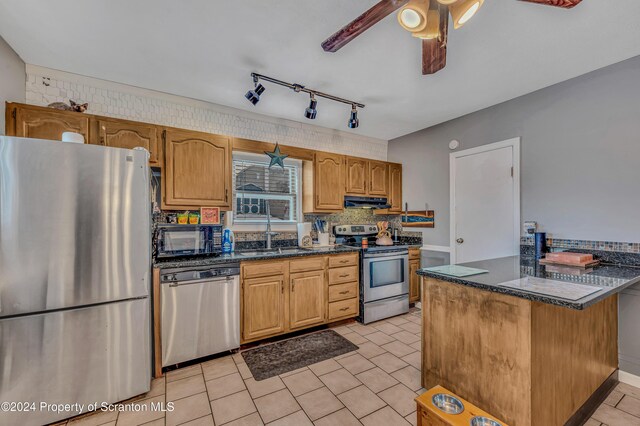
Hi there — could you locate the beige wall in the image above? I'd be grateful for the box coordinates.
[0,35,25,134]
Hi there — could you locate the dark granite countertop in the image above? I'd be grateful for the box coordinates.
[154,245,361,269]
[416,255,640,310]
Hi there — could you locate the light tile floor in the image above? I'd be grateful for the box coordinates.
[57,309,640,426]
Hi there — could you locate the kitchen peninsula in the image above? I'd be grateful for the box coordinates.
[417,256,640,426]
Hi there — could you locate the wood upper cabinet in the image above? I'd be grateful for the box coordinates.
[163,128,232,209]
[11,104,89,142]
[345,157,368,195]
[368,160,388,196]
[388,163,403,213]
[97,119,160,166]
[289,270,326,330]
[344,156,392,199]
[304,152,344,212]
[242,275,286,341]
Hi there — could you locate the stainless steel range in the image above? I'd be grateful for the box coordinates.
[334,224,410,324]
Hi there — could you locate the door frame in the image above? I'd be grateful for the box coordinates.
[449,137,521,264]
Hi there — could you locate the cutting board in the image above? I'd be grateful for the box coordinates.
[539,257,600,268]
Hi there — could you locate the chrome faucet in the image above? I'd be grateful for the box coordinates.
[265,201,278,249]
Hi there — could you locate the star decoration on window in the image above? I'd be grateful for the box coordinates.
[265,143,289,169]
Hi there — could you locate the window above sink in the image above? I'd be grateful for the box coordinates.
[231,152,302,231]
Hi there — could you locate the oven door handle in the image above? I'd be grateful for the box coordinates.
[364,251,409,260]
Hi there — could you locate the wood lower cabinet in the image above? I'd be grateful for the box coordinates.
[290,270,326,329]
[345,157,368,195]
[369,160,388,196]
[10,104,89,142]
[97,119,160,166]
[388,163,403,213]
[241,253,359,343]
[163,129,232,210]
[409,248,421,303]
[303,152,344,213]
[242,274,286,341]
[327,254,360,321]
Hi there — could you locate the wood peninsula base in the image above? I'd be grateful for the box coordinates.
[421,277,618,426]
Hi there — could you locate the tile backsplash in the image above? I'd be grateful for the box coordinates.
[521,236,640,254]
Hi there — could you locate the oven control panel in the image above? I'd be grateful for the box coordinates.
[334,224,379,236]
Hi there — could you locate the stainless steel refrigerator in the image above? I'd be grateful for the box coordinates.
[0,136,151,426]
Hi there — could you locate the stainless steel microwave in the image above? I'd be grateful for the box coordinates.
[156,224,222,258]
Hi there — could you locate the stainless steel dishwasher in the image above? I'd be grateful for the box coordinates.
[160,263,240,367]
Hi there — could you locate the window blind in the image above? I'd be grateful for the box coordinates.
[232,157,299,223]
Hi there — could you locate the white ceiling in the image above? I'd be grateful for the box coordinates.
[1,1,640,140]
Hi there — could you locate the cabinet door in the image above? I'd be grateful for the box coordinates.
[163,129,231,209]
[98,119,160,166]
[289,270,326,329]
[14,107,89,142]
[314,152,344,211]
[388,163,403,213]
[243,275,286,341]
[410,259,420,302]
[345,157,368,195]
[369,160,388,196]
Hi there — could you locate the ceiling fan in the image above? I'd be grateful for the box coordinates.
[321,0,583,75]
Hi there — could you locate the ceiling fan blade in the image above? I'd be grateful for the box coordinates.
[321,0,409,52]
[422,2,448,75]
[519,0,583,8]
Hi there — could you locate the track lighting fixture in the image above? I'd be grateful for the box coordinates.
[304,94,318,119]
[245,76,266,106]
[245,73,364,129]
[348,105,359,129]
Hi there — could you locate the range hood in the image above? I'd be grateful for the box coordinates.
[344,196,391,209]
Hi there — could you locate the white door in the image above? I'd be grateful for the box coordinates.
[450,138,520,264]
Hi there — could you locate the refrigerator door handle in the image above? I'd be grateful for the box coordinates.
[167,276,232,288]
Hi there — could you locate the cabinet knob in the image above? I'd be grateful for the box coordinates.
[456,238,464,244]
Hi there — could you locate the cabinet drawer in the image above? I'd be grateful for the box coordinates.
[289,256,326,273]
[328,298,358,320]
[329,266,358,285]
[328,253,358,268]
[409,249,421,260]
[242,261,287,279]
[328,282,358,302]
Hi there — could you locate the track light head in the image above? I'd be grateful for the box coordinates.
[348,105,359,129]
[245,83,265,105]
[304,95,318,119]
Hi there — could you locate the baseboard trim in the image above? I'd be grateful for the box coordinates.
[619,370,640,388]
[565,370,618,426]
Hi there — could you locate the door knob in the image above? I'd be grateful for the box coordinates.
[456,238,464,244]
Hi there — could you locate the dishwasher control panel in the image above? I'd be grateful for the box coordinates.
[161,263,240,283]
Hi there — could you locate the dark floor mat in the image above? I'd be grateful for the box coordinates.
[241,329,358,381]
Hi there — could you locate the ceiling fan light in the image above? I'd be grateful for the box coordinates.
[450,0,484,29]
[397,0,429,32]
[436,0,459,4]
[411,9,441,39]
